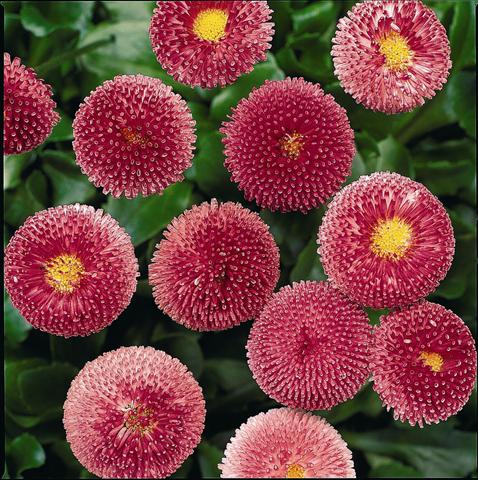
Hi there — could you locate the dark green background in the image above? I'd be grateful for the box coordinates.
[3,1,476,478]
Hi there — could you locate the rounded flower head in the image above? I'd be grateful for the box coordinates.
[64,346,205,478]
[73,74,195,198]
[221,77,355,213]
[247,281,371,410]
[332,0,451,113]
[370,302,477,427]
[318,172,454,309]
[3,52,60,154]
[149,1,274,88]
[4,204,138,337]
[219,408,355,478]
[149,199,279,331]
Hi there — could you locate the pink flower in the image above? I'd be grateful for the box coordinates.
[4,204,138,337]
[3,52,60,154]
[149,199,279,331]
[332,0,451,113]
[73,74,195,198]
[318,172,454,309]
[221,78,355,213]
[149,1,274,88]
[64,346,205,478]
[370,301,477,427]
[247,281,371,410]
[219,408,355,478]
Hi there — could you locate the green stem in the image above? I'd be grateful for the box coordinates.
[35,35,115,75]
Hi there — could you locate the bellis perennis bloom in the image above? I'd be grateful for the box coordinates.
[332,0,451,113]
[64,346,205,478]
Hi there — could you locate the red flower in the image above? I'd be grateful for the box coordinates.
[332,0,451,113]
[370,301,477,427]
[219,408,355,478]
[64,346,205,478]
[221,78,355,212]
[4,204,138,337]
[149,199,280,331]
[73,74,195,198]
[247,281,371,410]
[318,172,454,309]
[149,1,274,88]
[3,52,59,154]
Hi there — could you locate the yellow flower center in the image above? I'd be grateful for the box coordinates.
[123,403,157,436]
[44,254,85,294]
[378,31,413,71]
[370,217,412,261]
[121,127,147,146]
[287,464,305,478]
[419,351,444,373]
[279,132,305,160]
[193,9,228,42]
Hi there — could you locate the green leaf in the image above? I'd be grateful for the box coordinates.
[4,291,32,347]
[41,150,96,205]
[4,170,47,227]
[103,0,154,21]
[270,0,292,49]
[18,362,78,415]
[448,71,476,138]
[375,135,414,177]
[104,181,193,246]
[449,0,476,70]
[210,53,285,121]
[291,1,339,35]
[343,423,477,477]
[50,330,107,367]
[367,455,423,478]
[197,441,223,478]
[290,237,327,282]
[7,433,45,477]
[203,359,254,392]
[48,112,73,142]
[20,1,94,36]
[3,152,34,190]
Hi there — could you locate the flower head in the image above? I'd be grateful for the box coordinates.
[219,408,355,478]
[370,301,477,427]
[221,78,355,212]
[318,172,454,309]
[149,1,274,88]
[149,199,279,331]
[73,74,195,198]
[3,52,60,154]
[4,204,138,337]
[64,346,205,478]
[332,0,451,113]
[247,281,371,410]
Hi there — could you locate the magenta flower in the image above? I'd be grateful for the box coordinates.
[64,346,205,478]
[3,52,59,154]
[370,301,477,427]
[149,199,280,331]
[4,204,138,337]
[219,408,355,478]
[332,0,451,113]
[73,74,195,198]
[318,172,454,309]
[149,1,274,88]
[221,77,355,212]
[247,281,371,411]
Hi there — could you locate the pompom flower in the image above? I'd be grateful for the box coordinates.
[370,301,477,427]
[318,172,454,309]
[3,52,60,154]
[221,77,355,213]
[4,204,138,337]
[149,199,279,331]
[219,408,355,478]
[149,1,274,88]
[73,74,195,198]
[64,346,205,478]
[332,0,451,113]
[247,281,371,410]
